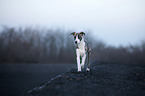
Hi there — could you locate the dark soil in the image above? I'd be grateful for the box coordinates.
[0,64,75,96]
[27,64,145,96]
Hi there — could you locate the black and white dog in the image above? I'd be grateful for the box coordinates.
[70,32,91,72]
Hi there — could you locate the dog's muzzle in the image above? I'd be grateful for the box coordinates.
[75,41,77,44]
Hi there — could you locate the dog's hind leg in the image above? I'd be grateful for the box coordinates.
[81,54,86,69]
[86,48,91,72]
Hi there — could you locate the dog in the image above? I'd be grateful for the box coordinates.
[70,32,91,72]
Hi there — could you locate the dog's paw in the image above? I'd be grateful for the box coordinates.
[78,68,81,72]
[77,71,81,74]
[86,68,90,72]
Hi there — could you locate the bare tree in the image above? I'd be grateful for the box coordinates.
[0,26,144,65]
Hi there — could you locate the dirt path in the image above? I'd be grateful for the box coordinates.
[27,64,145,96]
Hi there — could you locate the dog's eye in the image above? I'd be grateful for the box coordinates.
[78,34,82,41]
[78,35,81,39]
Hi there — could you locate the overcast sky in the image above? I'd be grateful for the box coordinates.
[0,0,145,46]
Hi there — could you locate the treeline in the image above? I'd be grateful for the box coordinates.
[0,26,145,65]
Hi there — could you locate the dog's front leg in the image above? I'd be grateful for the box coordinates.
[76,49,81,72]
[77,56,81,72]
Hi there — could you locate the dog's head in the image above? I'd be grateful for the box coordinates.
[70,32,85,44]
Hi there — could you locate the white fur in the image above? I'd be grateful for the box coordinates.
[75,34,80,44]
[76,37,86,72]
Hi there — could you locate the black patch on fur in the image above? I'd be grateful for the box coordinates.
[74,35,76,40]
[78,34,82,41]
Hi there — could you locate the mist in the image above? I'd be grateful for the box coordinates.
[0,26,144,64]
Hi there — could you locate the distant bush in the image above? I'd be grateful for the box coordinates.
[0,26,144,65]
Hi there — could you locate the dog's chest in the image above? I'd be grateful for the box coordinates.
[76,41,86,56]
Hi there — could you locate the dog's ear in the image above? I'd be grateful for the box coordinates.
[79,31,85,36]
[70,32,76,36]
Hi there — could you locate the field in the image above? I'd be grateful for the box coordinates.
[0,64,75,96]
[0,63,145,96]
[28,63,145,96]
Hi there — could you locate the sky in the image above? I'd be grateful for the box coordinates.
[0,0,145,46]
